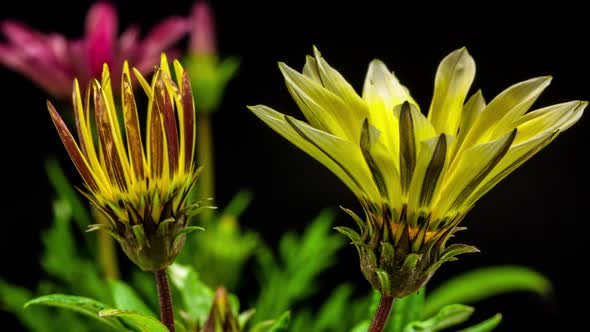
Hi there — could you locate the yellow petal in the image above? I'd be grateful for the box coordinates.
[427,48,476,136]
[432,130,516,222]
[407,134,450,221]
[460,76,551,150]
[464,131,557,208]
[360,120,403,211]
[249,105,380,202]
[279,62,352,139]
[312,47,368,116]
[514,101,586,144]
[455,90,486,151]
[362,59,418,113]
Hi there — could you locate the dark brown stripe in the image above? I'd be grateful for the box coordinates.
[360,119,388,198]
[419,134,447,207]
[450,129,517,210]
[399,102,416,193]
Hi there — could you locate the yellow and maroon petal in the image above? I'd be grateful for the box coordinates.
[48,101,98,191]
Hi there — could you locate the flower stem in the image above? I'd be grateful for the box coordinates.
[195,112,214,222]
[368,295,395,332]
[92,208,120,280]
[155,269,175,332]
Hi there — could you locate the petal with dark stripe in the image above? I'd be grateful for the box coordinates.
[48,101,98,191]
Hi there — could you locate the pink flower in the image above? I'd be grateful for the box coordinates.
[0,2,189,100]
[189,1,216,56]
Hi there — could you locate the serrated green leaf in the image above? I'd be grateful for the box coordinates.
[403,304,474,332]
[99,309,169,332]
[24,294,127,330]
[313,284,354,331]
[108,280,155,316]
[252,209,344,323]
[424,266,551,317]
[457,313,502,332]
[250,311,290,332]
[168,263,214,326]
[391,289,425,332]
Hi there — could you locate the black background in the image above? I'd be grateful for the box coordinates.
[1,1,588,331]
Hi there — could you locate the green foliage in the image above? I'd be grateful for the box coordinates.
[289,284,370,332]
[457,314,502,332]
[423,265,552,317]
[168,263,216,328]
[391,290,425,332]
[249,311,290,332]
[25,295,127,331]
[108,280,155,316]
[99,309,169,332]
[182,190,259,289]
[41,199,109,301]
[252,209,345,323]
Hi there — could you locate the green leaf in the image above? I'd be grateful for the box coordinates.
[253,209,344,323]
[168,263,214,326]
[457,314,502,332]
[0,279,53,332]
[424,266,552,317]
[41,199,109,301]
[238,308,256,330]
[24,294,127,331]
[390,289,425,332]
[99,309,169,332]
[220,189,253,218]
[250,311,290,332]
[108,280,155,316]
[350,321,370,332]
[45,159,93,231]
[403,304,474,332]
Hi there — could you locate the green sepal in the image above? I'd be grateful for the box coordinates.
[86,224,123,242]
[334,226,362,243]
[402,253,422,270]
[340,206,366,233]
[425,244,479,276]
[172,226,205,250]
[132,225,148,248]
[375,269,391,296]
[379,241,395,268]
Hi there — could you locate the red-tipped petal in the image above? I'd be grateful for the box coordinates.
[93,82,128,190]
[122,70,145,181]
[181,70,196,171]
[155,77,179,174]
[48,101,98,191]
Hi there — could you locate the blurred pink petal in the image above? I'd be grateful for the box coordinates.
[0,2,188,100]
[142,17,189,55]
[85,2,118,77]
[190,1,216,55]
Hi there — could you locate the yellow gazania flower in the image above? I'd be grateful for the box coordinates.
[48,54,208,271]
[249,47,585,297]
